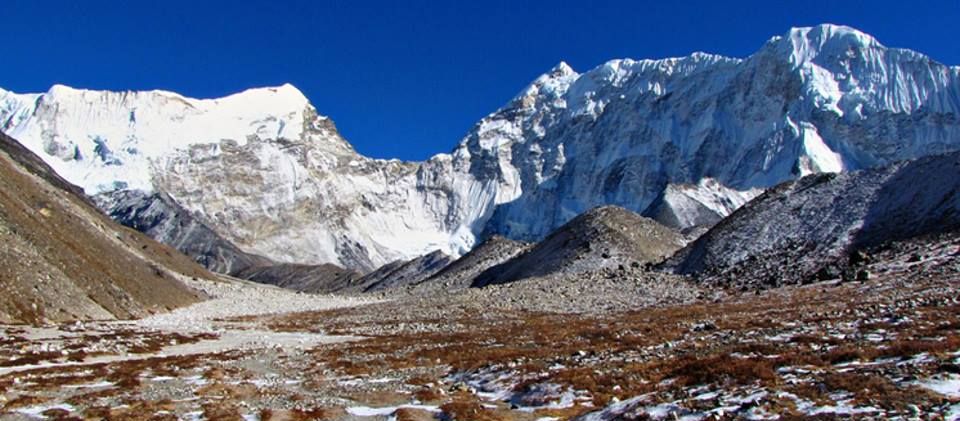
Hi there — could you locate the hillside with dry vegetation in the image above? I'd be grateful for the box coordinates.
[0,132,210,324]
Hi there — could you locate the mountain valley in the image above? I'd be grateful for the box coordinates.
[3,24,959,277]
[0,23,959,420]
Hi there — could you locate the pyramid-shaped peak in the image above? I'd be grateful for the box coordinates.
[550,61,576,76]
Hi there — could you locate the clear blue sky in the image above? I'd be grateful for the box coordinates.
[1,1,957,161]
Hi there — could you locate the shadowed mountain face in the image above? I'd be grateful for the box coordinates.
[346,250,454,293]
[95,190,274,275]
[414,236,531,292]
[232,263,361,294]
[0,132,209,324]
[664,151,960,289]
[473,206,686,287]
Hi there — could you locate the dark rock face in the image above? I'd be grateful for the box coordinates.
[416,236,531,291]
[353,250,454,293]
[664,151,960,289]
[94,190,373,295]
[233,263,362,294]
[94,190,274,275]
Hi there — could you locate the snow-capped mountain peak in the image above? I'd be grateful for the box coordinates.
[0,82,342,194]
[779,24,883,65]
[2,24,959,273]
[762,24,960,117]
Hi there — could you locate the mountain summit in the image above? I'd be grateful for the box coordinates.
[2,24,959,272]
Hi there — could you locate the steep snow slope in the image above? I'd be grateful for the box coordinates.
[2,24,959,270]
[664,151,960,288]
[648,179,764,230]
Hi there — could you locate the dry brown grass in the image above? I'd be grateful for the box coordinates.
[0,350,65,367]
[65,387,124,406]
[439,393,509,421]
[394,407,437,421]
[39,407,82,421]
[413,386,446,403]
[262,259,960,417]
[258,407,343,421]
[340,390,411,407]
[821,372,946,411]
[202,401,244,420]
[2,394,50,410]
[196,382,259,400]
[669,354,778,387]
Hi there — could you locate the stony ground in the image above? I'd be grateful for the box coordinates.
[1,234,959,420]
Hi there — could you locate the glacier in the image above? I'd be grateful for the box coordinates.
[2,24,959,272]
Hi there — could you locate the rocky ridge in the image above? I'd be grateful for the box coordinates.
[473,206,686,287]
[664,150,960,289]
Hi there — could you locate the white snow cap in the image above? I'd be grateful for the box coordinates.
[0,83,315,194]
[782,24,882,65]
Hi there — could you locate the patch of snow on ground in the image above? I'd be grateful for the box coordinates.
[917,373,960,398]
[345,404,440,417]
[61,381,115,389]
[14,403,76,418]
[944,403,960,421]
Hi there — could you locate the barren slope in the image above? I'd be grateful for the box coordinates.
[0,132,209,324]
[412,236,531,293]
[350,250,453,293]
[233,263,361,294]
[665,151,960,289]
[474,206,686,287]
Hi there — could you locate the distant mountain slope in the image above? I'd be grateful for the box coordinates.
[232,263,361,294]
[478,24,960,240]
[2,24,958,271]
[663,151,960,288]
[413,236,531,292]
[0,132,208,324]
[473,206,685,287]
[94,190,274,275]
[350,250,453,293]
[231,251,450,294]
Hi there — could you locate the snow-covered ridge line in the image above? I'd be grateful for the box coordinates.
[2,23,959,272]
[0,82,345,194]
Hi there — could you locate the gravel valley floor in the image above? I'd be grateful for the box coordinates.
[1,234,959,420]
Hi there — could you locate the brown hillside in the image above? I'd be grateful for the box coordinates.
[0,133,209,324]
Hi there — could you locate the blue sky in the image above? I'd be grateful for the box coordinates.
[1,1,957,160]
